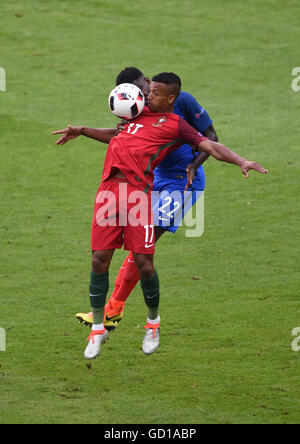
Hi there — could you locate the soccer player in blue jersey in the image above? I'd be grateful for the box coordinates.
[53,67,219,329]
[153,89,213,235]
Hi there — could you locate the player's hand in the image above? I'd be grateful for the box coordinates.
[52,125,84,145]
[185,164,196,191]
[240,160,269,178]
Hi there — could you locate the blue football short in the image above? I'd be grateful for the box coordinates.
[152,176,204,234]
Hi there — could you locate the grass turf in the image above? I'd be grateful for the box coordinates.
[0,0,299,424]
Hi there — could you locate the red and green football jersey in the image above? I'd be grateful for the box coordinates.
[101,107,208,193]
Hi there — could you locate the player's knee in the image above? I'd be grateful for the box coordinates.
[133,253,154,280]
[137,261,154,280]
[92,252,110,274]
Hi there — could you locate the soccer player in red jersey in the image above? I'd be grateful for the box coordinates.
[54,67,217,331]
[55,72,268,359]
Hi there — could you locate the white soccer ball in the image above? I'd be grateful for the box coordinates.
[108,83,145,120]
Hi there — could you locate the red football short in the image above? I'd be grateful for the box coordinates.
[91,178,155,254]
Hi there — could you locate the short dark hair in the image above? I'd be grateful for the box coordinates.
[151,72,182,98]
[116,67,144,86]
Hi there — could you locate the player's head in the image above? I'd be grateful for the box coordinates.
[116,67,150,98]
[148,72,181,113]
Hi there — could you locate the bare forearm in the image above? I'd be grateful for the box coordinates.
[190,151,210,170]
[189,125,218,171]
[198,140,244,167]
[202,124,218,143]
[81,127,117,144]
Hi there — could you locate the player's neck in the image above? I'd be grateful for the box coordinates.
[156,105,174,114]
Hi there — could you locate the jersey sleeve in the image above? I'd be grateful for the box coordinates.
[178,118,208,147]
[176,92,213,133]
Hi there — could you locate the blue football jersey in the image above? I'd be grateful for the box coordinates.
[154,91,212,190]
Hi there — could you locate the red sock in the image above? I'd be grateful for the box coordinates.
[109,255,128,300]
[113,251,140,304]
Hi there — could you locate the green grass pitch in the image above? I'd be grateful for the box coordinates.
[0,0,300,424]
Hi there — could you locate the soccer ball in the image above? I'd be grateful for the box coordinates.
[108,83,145,120]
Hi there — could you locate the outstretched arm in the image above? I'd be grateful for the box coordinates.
[52,125,118,146]
[178,117,267,189]
[196,139,268,178]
